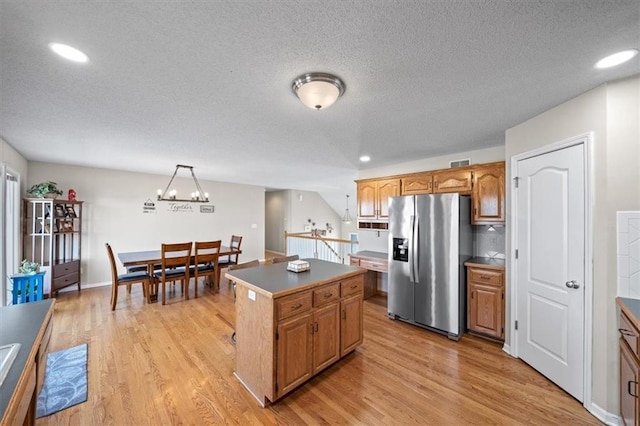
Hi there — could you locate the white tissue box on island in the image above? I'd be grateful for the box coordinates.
[287,260,310,272]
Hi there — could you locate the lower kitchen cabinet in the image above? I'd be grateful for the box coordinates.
[229,260,366,406]
[465,263,505,341]
[617,302,640,426]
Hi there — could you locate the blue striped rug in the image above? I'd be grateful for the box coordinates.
[36,343,88,418]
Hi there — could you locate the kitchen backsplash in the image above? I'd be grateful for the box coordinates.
[472,225,506,259]
[618,211,640,298]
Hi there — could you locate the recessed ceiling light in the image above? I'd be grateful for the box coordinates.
[48,43,89,63]
[595,49,638,69]
[359,155,371,162]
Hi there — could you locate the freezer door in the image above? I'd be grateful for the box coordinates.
[414,193,460,334]
[388,195,415,320]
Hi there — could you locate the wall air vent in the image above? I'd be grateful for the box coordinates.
[449,159,471,168]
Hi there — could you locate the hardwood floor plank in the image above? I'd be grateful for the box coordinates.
[36,286,601,425]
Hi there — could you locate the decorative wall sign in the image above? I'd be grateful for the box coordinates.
[142,199,156,214]
[166,202,193,213]
[200,205,215,213]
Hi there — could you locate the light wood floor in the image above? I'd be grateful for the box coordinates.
[38,281,601,425]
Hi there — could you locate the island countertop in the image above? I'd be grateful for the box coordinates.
[0,299,55,423]
[226,258,365,298]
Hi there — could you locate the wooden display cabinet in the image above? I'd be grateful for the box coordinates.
[23,199,83,297]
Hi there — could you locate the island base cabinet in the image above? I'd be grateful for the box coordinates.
[341,295,363,355]
[232,265,365,406]
[276,313,314,398]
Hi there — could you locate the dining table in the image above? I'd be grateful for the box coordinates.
[118,245,241,302]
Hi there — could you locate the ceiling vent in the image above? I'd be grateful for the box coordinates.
[449,159,471,168]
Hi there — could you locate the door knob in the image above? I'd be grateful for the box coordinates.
[565,280,580,289]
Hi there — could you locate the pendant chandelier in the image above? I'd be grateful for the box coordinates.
[157,164,209,203]
[342,194,353,224]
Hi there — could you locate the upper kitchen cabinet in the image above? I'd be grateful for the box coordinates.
[432,169,473,194]
[356,178,400,220]
[472,162,505,224]
[401,172,433,195]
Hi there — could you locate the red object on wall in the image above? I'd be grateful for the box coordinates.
[68,189,76,201]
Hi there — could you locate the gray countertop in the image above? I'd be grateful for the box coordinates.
[618,297,640,323]
[464,257,506,270]
[0,299,55,421]
[350,251,388,260]
[226,258,365,297]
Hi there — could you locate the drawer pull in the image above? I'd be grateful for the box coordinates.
[291,303,302,310]
[619,328,636,337]
[324,292,333,298]
[480,275,491,280]
[350,285,357,289]
[629,380,639,398]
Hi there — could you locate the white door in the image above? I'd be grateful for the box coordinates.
[516,143,585,401]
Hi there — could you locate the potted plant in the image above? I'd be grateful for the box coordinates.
[27,181,63,198]
[18,259,40,274]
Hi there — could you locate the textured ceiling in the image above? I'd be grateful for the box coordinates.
[1,1,639,213]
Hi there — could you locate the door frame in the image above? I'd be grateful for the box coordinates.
[508,132,593,409]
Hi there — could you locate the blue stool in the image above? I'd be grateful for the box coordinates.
[11,271,45,304]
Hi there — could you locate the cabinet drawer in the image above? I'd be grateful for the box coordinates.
[52,272,80,290]
[341,276,363,297]
[53,260,80,278]
[313,283,340,307]
[276,291,312,321]
[360,258,388,273]
[620,311,640,358]
[469,268,503,285]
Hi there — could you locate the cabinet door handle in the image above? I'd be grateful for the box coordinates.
[350,285,358,289]
[310,323,315,334]
[471,291,474,299]
[342,309,346,319]
[619,328,635,337]
[291,303,302,310]
[629,380,639,398]
[314,323,319,332]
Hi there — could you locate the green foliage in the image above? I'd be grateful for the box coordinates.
[27,181,63,198]
[19,259,40,274]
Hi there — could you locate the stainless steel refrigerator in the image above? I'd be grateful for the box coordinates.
[387,193,472,340]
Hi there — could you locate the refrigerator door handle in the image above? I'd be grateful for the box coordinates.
[409,215,415,283]
[412,214,419,283]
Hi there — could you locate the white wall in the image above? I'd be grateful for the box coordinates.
[27,162,266,288]
[505,75,640,416]
[265,190,289,253]
[288,189,341,238]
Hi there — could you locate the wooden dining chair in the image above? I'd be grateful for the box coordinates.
[191,240,221,297]
[227,259,260,344]
[218,235,243,267]
[106,243,152,310]
[154,242,192,305]
[272,254,300,264]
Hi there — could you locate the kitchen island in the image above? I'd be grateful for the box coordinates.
[226,259,366,406]
[0,299,55,425]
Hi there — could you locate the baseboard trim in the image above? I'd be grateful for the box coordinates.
[502,343,513,356]
[57,281,110,293]
[588,402,619,426]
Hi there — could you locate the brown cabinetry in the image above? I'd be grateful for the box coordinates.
[472,165,505,224]
[23,199,83,297]
[433,169,473,193]
[356,178,400,224]
[618,306,640,426]
[401,173,433,195]
[466,265,505,341]
[230,261,365,406]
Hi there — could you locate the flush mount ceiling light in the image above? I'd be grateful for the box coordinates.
[157,164,209,203]
[292,73,345,110]
[48,42,89,63]
[595,49,638,69]
[359,155,371,162]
